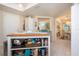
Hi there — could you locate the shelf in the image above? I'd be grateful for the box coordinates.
[11,46,48,50]
[7,33,50,56]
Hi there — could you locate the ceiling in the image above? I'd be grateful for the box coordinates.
[0,3,38,11]
[0,3,73,17]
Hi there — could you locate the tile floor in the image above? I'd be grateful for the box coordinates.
[51,39,71,56]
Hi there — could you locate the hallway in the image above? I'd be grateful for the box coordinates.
[52,39,71,56]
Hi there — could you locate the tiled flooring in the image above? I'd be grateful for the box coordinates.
[51,39,71,56]
[0,45,4,56]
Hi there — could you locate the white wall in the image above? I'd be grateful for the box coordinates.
[3,11,21,35]
[71,4,79,56]
[50,17,55,56]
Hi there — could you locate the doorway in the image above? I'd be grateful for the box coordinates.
[52,15,71,56]
[56,16,71,40]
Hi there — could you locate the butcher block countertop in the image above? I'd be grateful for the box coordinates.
[7,33,49,37]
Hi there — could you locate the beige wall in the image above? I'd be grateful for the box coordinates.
[0,10,3,39]
[0,10,3,49]
[0,10,3,56]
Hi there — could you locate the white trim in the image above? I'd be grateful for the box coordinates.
[7,37,11,56]
[11,46,48,50]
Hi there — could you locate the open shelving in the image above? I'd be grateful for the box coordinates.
[7,33,50,56]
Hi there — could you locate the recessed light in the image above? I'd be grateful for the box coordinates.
[18,4,23,8]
